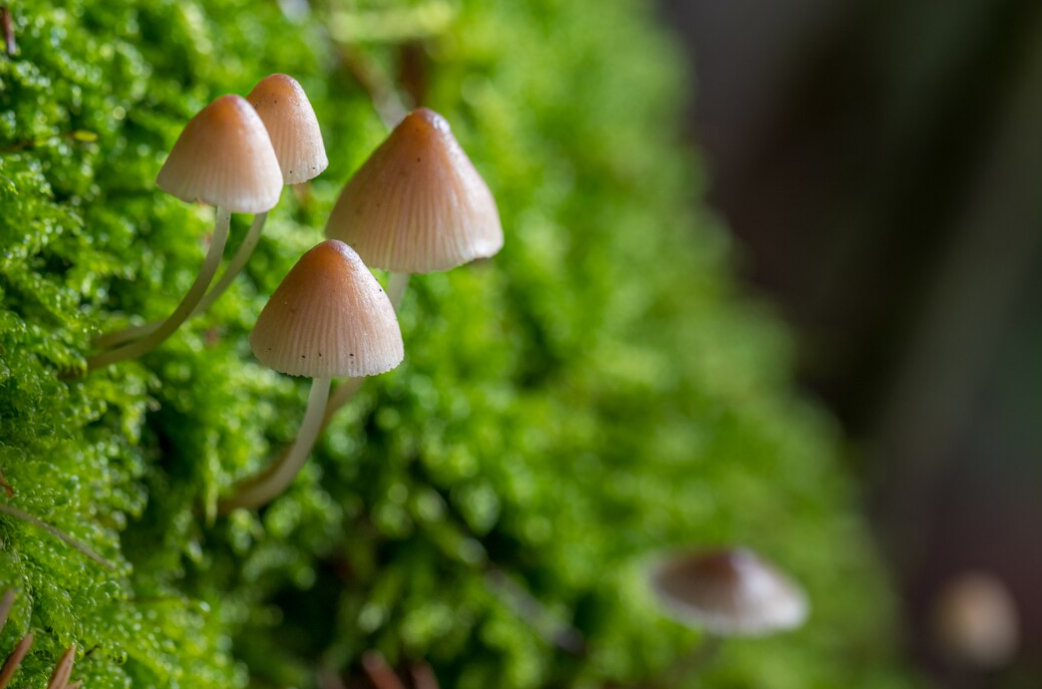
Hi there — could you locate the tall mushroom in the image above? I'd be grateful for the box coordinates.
[221,239,403,510]
[322,107,502,415]
[96,74,327,348]
[650,547,808,637]
[88,95,282,369]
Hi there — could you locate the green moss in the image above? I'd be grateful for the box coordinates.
[0,1,917,688]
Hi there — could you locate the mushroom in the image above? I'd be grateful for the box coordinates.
[95,74,327,349]
[650,547,808,637]
[322,107,502,414]
[194,74,328,315]
[221,239,403,510]
[931,572,1019,668]
[89,95,282,369]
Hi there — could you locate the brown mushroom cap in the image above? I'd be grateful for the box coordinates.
[250,240,404,378]
[247,74,329,185]
[650,548,808,637]
[325,107,503,273]
[931,572,1019,668]
[157,95,283,213]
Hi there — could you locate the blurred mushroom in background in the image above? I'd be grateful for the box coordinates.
[931,572,1019,670]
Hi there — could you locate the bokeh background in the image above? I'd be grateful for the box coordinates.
[659,0,1042,685]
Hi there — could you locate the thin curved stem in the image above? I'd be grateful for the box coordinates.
[0,503,113,570]
[87,208,231,370]
[192,211,267,316]
[94,210,263,350]
[220,377,331,511]
[320,272,410,430]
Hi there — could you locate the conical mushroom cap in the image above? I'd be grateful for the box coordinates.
[157,95,283,213]
[325,108,503,273]
[250,240,404,378]
[247,74,329,184]
[650,548,808,637]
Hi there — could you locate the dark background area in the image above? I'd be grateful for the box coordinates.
[657,0,1042,685]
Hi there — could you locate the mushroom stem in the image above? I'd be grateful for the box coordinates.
[94,212,268,349]
[0,503,113,570]
[220,376,332,511]
[87,208,231,370]
[320,272,410,429]
[192,211,268,316]
[386,271,410,309]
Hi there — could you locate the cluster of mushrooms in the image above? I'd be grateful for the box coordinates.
[63,73,818,679]
[86,74,502,511]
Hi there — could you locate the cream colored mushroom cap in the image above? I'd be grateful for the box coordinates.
[249,240,404,378]
[157,95,283,213]
[932,572,1019,668]
[325,107,503,273]
[247,74,329,185]
[650,548,808,637]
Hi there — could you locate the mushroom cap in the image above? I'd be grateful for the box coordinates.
[931,572,1019,668]
[650,548,808,637]
[249,240,404,378]
[247,74,329,185]
[157,95,283,213]
[325,107,503,273]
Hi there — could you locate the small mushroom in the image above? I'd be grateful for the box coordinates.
[322,107,502,415]
[650,547,808,637]
[190,74,329,316]
[222,240,403,510]
[931,572,1019,668]
[96,76,327,349]
[326,107,502,276]
[89,95,282,369]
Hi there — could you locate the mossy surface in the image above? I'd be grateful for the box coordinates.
[1,1,916,688]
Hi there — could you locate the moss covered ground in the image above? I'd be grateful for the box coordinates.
[0,1,918,687]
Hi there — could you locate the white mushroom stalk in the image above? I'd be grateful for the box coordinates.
[221,240,403,511]
[93,211,269,349]
[89,94,282,370]
[87,208,231,369]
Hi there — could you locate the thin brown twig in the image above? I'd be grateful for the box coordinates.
[0,6,14,57]
[410,663,439,689]
[46,645,76,689]
[361,651,406,689]
[0,467,13,498]
[0,633,34,689]
[337,46,408,128]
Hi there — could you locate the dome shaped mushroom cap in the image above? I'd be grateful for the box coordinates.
[157,95,283,213]
[931,572,1019,668]
[247,74,329,185]
[325,107,503,273]
[650,548,808,637]
[249,240,404,378]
